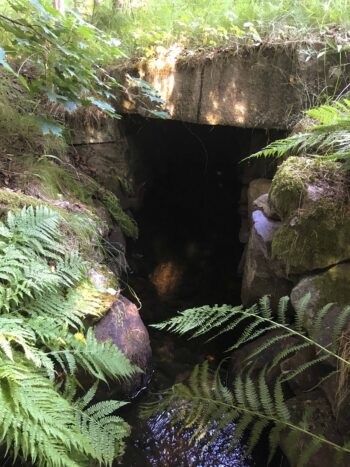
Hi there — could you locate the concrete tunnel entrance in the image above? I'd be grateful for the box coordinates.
[122,115,284,313]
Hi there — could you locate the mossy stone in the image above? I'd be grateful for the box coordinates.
[269,156,342,220]
[272,201,350,274]
[269,156,350,275]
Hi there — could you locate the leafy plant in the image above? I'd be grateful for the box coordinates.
[248,98,350,166]
[0,0,124,119]
[0,205,139,466]
[147,295,350,465]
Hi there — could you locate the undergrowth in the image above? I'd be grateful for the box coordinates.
[91,0,350,57]
[0,205,138,466]
[0,76,66,157]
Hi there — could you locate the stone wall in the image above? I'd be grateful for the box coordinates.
[239,156,350,466]
[113,45,350,129]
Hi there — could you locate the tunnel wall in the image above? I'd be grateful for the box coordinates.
[112,45,350,129]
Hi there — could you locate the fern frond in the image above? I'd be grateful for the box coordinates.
[142,363,350,463]
[47,328,140,382]
[247,98,350,164]
[74,383,130,466]
[0,356,92,467]
[155,295,350,370]
[0,205,135,464]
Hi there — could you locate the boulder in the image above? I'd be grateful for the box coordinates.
[241,210,292,306]
[247,178,271,224]
[290,263,350,351]
[95,295,152,396]
[269,157,350,276]
[253,193,279,220]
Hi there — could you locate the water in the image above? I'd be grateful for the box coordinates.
[121,410,252,467]
[118,331,254,467]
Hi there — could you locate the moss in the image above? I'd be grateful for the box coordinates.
[74,265,119,320]
[272,198,350,274]
[20,158,138,239]
[313,264,350,307]
[0,188,103,260]
[269,156,343,219]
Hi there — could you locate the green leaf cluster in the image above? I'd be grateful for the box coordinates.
[0,0,124,117]
[0,205,139,466]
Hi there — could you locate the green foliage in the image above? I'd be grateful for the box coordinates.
[0,205,138,465]
[74,382,130,465]
[0,0,124,118]
[249,98,350,167]
[142,361,350,466]
[150,294,350,464]
[92,0,350,56]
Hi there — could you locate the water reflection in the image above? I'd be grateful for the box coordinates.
[122,409,253,467]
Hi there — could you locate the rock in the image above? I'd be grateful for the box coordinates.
[253,193,279,220]
[281,346,327,394]
[108,225,126,252]
[241,210,292,306]
[280,391,350,467]
[269,157,350,275]
[247,178,271,223]
[94,295,152,396]
[75,266,119,322]
[291,263,350,351]
[230,329,300,382]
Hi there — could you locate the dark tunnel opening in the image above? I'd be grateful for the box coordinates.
[123,116,284,314]
[118,117,288,467]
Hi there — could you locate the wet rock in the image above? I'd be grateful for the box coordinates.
[241,210,292,307]
[94,295,152,396]
[290,263,350,352]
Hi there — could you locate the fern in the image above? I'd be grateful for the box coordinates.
[74,383,130,466]
[151,295,350,463]
[0,205,136,465]
[142,361,350,466]
[154,294,350,367]
[247,98,350,165]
